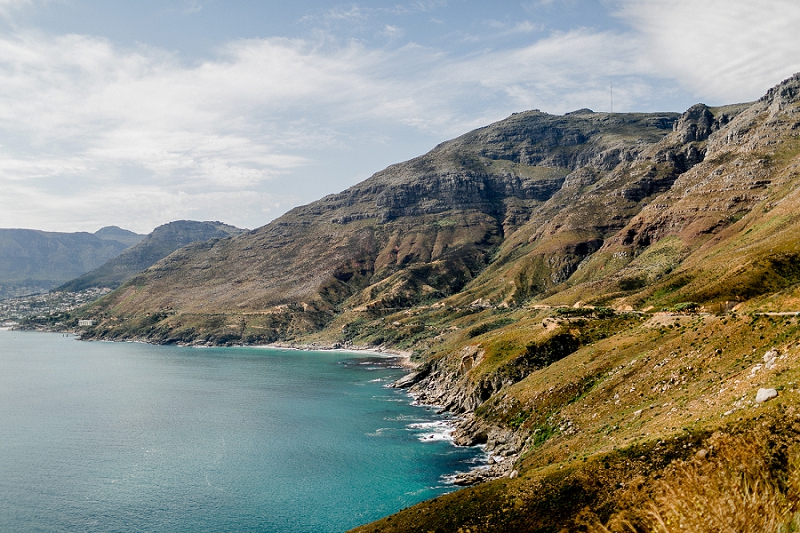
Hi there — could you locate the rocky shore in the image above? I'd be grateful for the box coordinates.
[394,356,525,485]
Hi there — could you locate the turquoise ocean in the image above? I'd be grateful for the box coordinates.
[0,330,484,532]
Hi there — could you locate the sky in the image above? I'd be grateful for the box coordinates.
[0,0,799,234]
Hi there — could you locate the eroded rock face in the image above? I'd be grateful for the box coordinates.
[674,103,715,143]
[374,172,567,220]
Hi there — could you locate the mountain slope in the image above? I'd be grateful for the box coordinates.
[0,227,143,299]
[58,220,245,292]
[347,75,800,532]
[79,110,682,343]
[72,74,800,532]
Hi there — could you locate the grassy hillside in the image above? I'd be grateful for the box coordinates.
[70,73,800,531]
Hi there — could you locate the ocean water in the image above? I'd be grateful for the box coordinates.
[0,330,484,533]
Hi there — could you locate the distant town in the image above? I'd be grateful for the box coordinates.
[0,288,109,328]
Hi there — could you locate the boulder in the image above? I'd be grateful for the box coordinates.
[755,388,778,404]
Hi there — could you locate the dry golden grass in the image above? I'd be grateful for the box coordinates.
[589,431,800,533]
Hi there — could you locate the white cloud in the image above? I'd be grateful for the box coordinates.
[299,5,368,26]
[1,0,799,233]
[612,0,800,103]
[369,28,666,124]
[0,34,356,181]
[0,179,292,233]
[182,0,204,15]
[379,24,404,39]
[389,1,450,15]
[485,19,543,35]
[0,26,709,231]
[0,0,33,16]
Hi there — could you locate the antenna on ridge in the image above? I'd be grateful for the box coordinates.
[610,81,613,113]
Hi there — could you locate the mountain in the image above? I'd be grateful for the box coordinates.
[57,220,246,292]
[0,227,143,300]
[93,226,145,247]
[78,109,682,341]
[75,74,800,531]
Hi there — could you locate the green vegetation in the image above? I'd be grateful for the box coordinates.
[466,318,516,338]
[554,306,615,318]
[56,75,800,533]
[669,302,698,312]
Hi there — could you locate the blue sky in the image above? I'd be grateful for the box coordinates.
[1,0,799,234]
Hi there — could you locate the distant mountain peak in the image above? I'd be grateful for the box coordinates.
[58,220,245,293]
[94,226,145,247]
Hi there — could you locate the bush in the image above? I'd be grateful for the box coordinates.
[554,307,615,319]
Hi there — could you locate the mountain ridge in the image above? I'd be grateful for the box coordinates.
[75,108,685,339]
[0,227,144,300]
[57,220,246,292]
[63,73,800,532]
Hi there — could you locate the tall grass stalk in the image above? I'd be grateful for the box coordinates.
[589,431,800,533]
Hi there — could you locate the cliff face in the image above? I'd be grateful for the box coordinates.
[74,74,800,532]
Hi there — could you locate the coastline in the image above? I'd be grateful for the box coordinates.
[253,342,498,484]
[0,330,484,533]
[257,341,497,485]
[25,324,420,370]
[260,341,418,369]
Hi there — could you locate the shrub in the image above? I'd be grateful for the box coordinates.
[670,301,699,312]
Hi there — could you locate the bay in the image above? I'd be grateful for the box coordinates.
[0,330,483,533]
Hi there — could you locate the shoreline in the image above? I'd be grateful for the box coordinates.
[250,342,497,484]
[257,341,418,369]
[16,326,420,369]
[404,393,492,488]
[0,329,483,532]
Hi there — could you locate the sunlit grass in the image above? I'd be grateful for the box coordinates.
[589,431,800,533]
